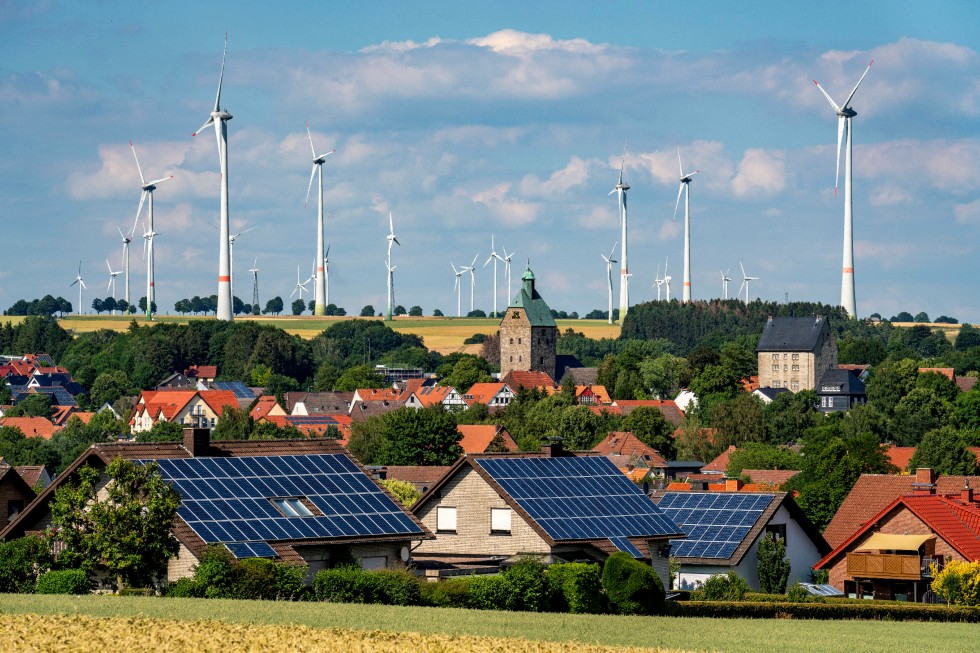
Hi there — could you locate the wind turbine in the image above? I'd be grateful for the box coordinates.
[663,258,672,302]
[814,60,873,318]
[129,140,172,321]
[600,242,617,325]
[674,147,700,304]
[323,244,330,307]
[249,258,259,314]
[69,262,86,315]
[385,212,400,321]
[451,262,464,318]
[721,269,732,300]
[116,224,137,310]
[502,246,515,304]
[654,263,665,301]
[484,235,505,317]
[738,262,759,304]
[142,223,160,318]
[461,254,478,314]
[609,141,630,320]
[193,34,234,321]
[290,265,309,300]
[228,225,257,301]
[106,259,121,309]
[305,122,336,316]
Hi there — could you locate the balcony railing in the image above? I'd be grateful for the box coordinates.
[846,553,943,581]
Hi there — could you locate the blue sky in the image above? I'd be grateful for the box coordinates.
[2,1,978,322]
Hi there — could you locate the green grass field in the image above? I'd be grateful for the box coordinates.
[0,594,976,653]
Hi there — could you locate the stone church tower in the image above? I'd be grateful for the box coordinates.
[499,265,557,381]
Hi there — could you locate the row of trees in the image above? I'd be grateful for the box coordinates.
[6,296,72,316]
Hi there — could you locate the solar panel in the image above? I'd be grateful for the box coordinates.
[140,454,425,547]
[213,381,256,399]
[609,537,645,559]
[225,541,278,559]
[475,456,682,544]
[657,492,776,559]
[800,583,844,597]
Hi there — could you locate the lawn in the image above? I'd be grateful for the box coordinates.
[0,594,976,653]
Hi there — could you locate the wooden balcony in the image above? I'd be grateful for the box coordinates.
[846,553,923,581]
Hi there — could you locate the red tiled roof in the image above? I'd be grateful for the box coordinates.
[501,370,555,390]
[249,395,285,420]
[0,417,60,440]
[355,387,405,402]
[15,466,47,488]
[614,400,685,427]
[823,474,980,548]
[918,367,955,380]
[543,384,613,405]
[741,376,760,392]
[184,365,218,379]
[384,465,452,491]
[587,404,622,417]
[462,383,511,406]
[410,385,455,407]
[883,445,916,473]
[838,364,869,373]
[701,445,736,473]
[592,432,666,467]
[198,390,239,414]
[456,425,518,453]
[743,469,800,487]
[957,377,979,393]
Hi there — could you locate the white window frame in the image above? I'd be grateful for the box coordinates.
[490,507,512,534]
[437,506,457,533]
[272,497,314,517]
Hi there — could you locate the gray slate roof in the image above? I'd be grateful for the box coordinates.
[817,369,866,395]
[508,266,556,327]
[756,316,829,353]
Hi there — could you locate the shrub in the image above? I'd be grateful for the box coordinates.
[503,558,549,612]
[274,563,309,601]
[666,600,980,622]
[419,578,473,608]
[35,569,91,595]
[118,587,155,596]
[193,545,236,598]
[370,569,422,606]
[601,552,665,615]
[547,563,604,614]
[0,534,53,593]
[165,577,200,598]
[231,558,278,600]
[786,582,809,603]
[757,534,791,594]
[701,571,749,601]
[314,566,370,603]
[468,575,512,611]
[932,560,980,606]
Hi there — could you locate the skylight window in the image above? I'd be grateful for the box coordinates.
[271,497,314,517]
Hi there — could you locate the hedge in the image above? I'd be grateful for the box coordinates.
[601,552,665,615]
[35,569,91,595]
[666,600,980,622]
[547,563,603,614]
[419,577,474,608]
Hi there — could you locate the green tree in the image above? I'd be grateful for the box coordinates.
[955,324,980,351]
[621,406,676,459]
[346,416,386,465]
[439,355,493,393]
[688,363,740,412]
[891,388,954,447]
[556,405,607,450]
[709,394,768,447]
[375,405,462,466]
[908,426,979,475]
[865,358,919,415]
[263,297,284,315]
[674,416,723,464]
[89,370,130,408]
[333,365,386,392]
[757,534,791,594]
[916,371,960,403]
[433,309,444,317]
[0,425,59,469]
[639,354,687,400]
[408,306,423,317]
[394,305,406,316]
[726,443,803,478]
[954,390,980,430]
[211,406,254,441]
[764,389,818,444]
[5,393,53,418]
[291,299,306,316]
[360,305,375,317]
[313,362,342,392]
[50,459,180,589]
[136,420,184,443]
[380,478,421,507]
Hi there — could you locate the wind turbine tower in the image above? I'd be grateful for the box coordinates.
[484,235,504,317]
[305,122,336,316]
[654,263,665,301]
[70,262,86,315]
[116,225,137,309]
[663,258,672,302]
[674,148,700,304]
[609,142,630,321]
[385,212,400,321]
[130,141,172,320]
[814,60,873,318]
[451,262,464,317]
[193,34,234,321]
[462,254,478,314]
[739,262,759,304]
[228,225,256,301]
[106,259,121,309]
[249,258,259,314]
[600,242,617,325]
[502,246,515,303]
[291,265,309,301]
[721,269,732,300]
[323,244,331,307]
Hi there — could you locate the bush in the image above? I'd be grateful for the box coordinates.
[757,534,791,594]
[231,558,278,600]
[118,587,155,596]
[0,535,53,593]
[468,575,512,611]
[701,571,749,601]
[165,577,201,598]
[932,560,980,606]
[35,569,90,595]
[503,559,549,612]
[314,565,369,603]
[193,545,236,598]
[547,563,604,614]
[274,563,309,601]
[370,569,422,606]
[419,577,473,608]
[601,552,665,615]
[786,582,810,603]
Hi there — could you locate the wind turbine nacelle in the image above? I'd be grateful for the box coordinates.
[213,110,233,120]
[838,108,857,118]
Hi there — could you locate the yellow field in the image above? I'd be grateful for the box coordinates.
[9,314,621,355]
[0,613,678,653]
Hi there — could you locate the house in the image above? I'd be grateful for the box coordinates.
[0,416,60,440]
[500,370,556,391]
[499,265,558,382]
[756,316,838,392]
[461,382,515,409]
[0,463,37,528]
[652,490,829,590]
[753,387,790,405]
[543,384,613,406]
[184,365,218,385]
[27,371,84,397]
[456,425,518,454]
[405,385,466,411]
[742,469,800,489]
[592,431,667,470]
[15,465,52,490]
[249,395,287,421]
[813,479,980,601]
[156,372,197,390]
[838,364,870,382]
[822,468,980,550]
[558,366,597,387]
[1,429,433,582]
[817,369,866,412]
[382,466,452,495]
[701,445,736,475]
[411,441,685,584]
[883,445,916,473]
[674,389,697,412]
[129,390,240,433]
[290,392,354,416]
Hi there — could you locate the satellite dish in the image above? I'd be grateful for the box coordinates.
[400,546,410,562]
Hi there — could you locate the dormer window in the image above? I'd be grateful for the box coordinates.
[271,497,316,517]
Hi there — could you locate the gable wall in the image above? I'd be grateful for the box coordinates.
[414,466,549,557]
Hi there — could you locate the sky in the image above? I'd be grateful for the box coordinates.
[1,1,979,323]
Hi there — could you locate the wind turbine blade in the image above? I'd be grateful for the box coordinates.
[813,80,841,112]
[673,183,684,221]
[677,146,683,177]
[306,121,317,158]
[451,262,458,274]
[842,59,873,109]
[147,175,173,186]
[134,191,148,232]
[79,279,86,289]
[117,224,126,240]
[193,117,214,137]
[609,241,618,259]
[393,237,401,247]
[484,254,494,267]
[305,164,317,208]
[388,211,394,235]
[835,116,845,195]
[470,253,478,267]
[213,34,227,112]
[130,141,146,185]
[107,259,112,273]
[740,261,746,278]
[325,244,330,259]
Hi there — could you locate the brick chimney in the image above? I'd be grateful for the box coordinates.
[541,437,564,458]
[913,468,937,495]
[962,479,974,504]
[725,478,743,492]
[183,428,210,458]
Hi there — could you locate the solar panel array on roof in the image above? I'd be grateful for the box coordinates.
[225,541,277,559]
[213,381,256,399]
[287,416,340,426]
[475,456,681,543]
[141,454,424,547]
[609,536,645,558]
[800,583,844,597]
[657,492,775,559]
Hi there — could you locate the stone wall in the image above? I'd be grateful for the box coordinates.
[499,308,531,379]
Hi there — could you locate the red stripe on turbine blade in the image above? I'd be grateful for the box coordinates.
[218,276,231,282]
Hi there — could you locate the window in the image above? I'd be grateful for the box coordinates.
[509,338,513,344]
[518,337,522,344]
[490,508,512,534]
[8,500,24,517]
[783,365,788,371]
[437,506,457,533]
[772,365,779,371]
[765,523,787,542]
[783,353,788,360]
[772,354,778,360]
[509,356,513,362]
[791,381,799,391]
[792,353,799,360]
[821,396,827,407]
[271,498,315,517]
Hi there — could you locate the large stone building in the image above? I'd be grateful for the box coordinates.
[756,316,837,392]
[499,265,557,382]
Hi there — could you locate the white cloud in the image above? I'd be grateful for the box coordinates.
[732,149,787,197]
[360,37,442,54]
[869,183,913,207]
[954,198,980,224]
[854,241,913,268]
[658,219,680,241]
[519,156,594,197]
[459,182,539,226]
[467,30,605,57]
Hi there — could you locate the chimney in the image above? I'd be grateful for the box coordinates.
[962,479,974,504]
[913,468,937,495]
[183,428,210,457]
[541,437,564,458]
[725,477,743,492]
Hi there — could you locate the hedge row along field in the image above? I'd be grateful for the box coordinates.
[0,613,681,653]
